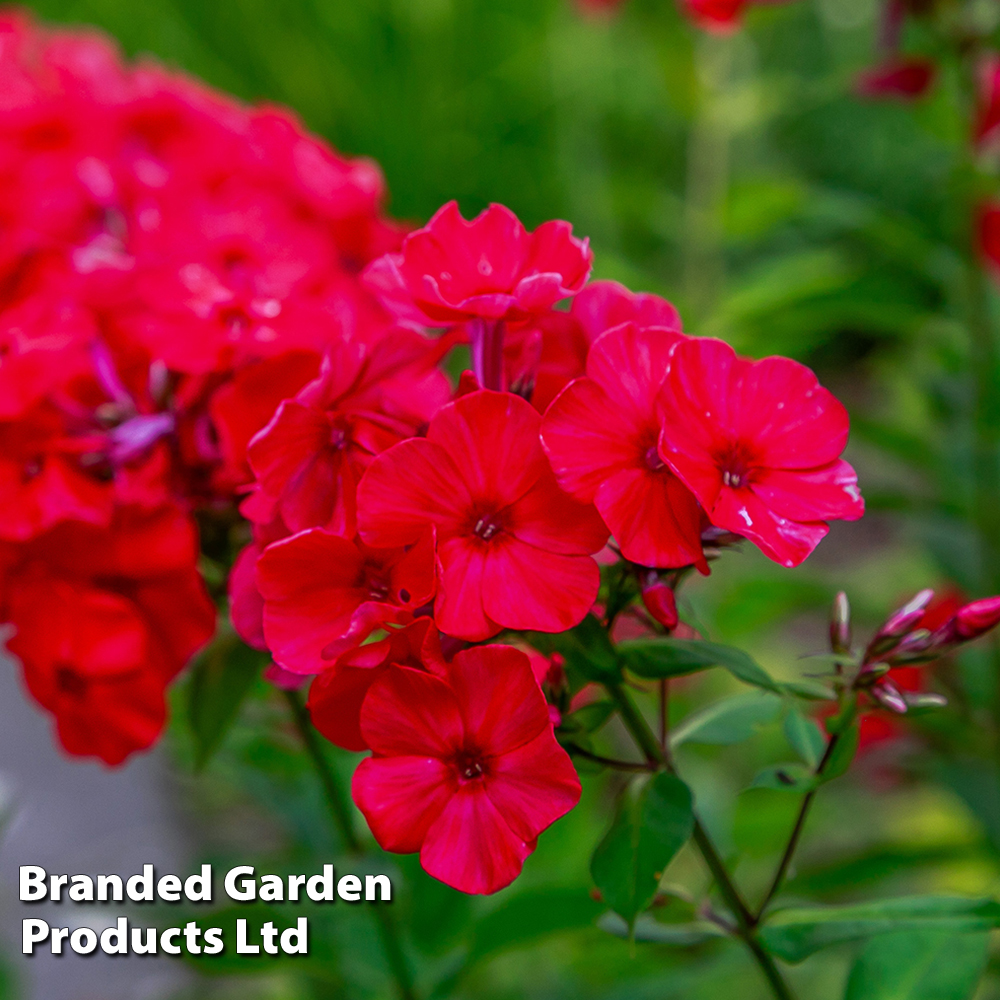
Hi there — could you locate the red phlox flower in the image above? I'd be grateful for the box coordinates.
[541,322,707,571]
[571,280,682,344]
[255,526,436,674]
[352,644,581,894]
[362,201,593,327]
[207,350,323,494]
[1,503,215,765]
[309,618,446,752]
[976,54,1000,147]
[856,57,936,100]
[979,203,1000,278]
[657,338,864,568]
[357,389,609,641]
[246,331,452,536]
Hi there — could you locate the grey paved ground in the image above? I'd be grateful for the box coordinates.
[0,651,192,1000]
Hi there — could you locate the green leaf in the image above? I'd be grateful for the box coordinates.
[844,929,989,1000]
[782,679,838,701]
[467,888,604,964]
[784,707,826,768]
[590,773,694,925]
[187,635,266,770]
[760,897,1000,963]
[561,700,615,735]
[670,692,782,749]
[618,638,780,692]
[751,762,817,793]
[819,724,859,784]
[526,614,620,684]
[597,912,726,946]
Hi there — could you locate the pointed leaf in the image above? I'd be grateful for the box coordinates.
[590,773,694,924]
[784,707,826,768]
[618,638,781,692]
[597,912,726,945]
[670,692,782,749]
[760,897,1000,963]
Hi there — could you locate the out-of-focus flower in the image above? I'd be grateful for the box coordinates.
[0,505,214,765]
[357,390,608,641]
[657,338,864,568]
[352,645,581,894]
[542,322,706,571]
[856,56,936,100]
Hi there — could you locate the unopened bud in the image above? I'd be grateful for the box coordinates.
[881,589,934,639]
[830,591,851,654]
[903,691,948,710]
[870,678,908,713]
[642,582,679,631]
[954,596,1000,641]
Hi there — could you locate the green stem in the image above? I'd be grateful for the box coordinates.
[604,683,796,1000]
[284,690,419,1000]
[755,731,842,921]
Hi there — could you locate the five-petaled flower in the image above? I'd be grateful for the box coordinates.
[357,389,609,640]
[657,338,864,567]
[352,644,582,894]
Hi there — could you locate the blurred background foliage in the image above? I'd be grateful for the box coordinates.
[11,0,1000,997]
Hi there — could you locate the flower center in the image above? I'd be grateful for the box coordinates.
[364,567,390,602]
[454,749,488,781]
[644,445,665,471]
[56,666,88,700]
[473,514,503,541]
[719,442,755,490]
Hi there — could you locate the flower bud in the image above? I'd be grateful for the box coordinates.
[882,589,934,638]
[830,591,851,654]
[642,582,679,631]
[954,596,1000,641]
[870,679,908,713]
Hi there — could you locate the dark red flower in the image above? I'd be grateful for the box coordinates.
[657,337,864,567]
[363,201,592,327]
[357,389,608,640]
[1,504,215,765]
[541,322,706,571]
[856,57,936,100]
[976,54,1000,146]
[682,0,749,31]
[255,526,436,674]
[352,645,581,894]
[979,203,1000,278]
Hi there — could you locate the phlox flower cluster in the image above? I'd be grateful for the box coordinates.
[0,13,866,896]
[233,198,864,892]
[0,12,405,764]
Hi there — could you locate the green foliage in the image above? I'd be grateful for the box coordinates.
[670,692,783,748]
[843,930,990,1000]
[186,633,266,770]
[618,638,781,691]
[783,707,827,769]
[527,614,622,685]
[760,897,1000,963]
[591,773,694,926]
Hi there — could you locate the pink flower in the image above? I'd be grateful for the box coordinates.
[352,645,581,894]
[657,338,864,567]
[255,526,436,673]
[681,0,748,32]
[363,201,592,327]
[856,57,936,100]
[357,389,608,640]
[541,322,707,571]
